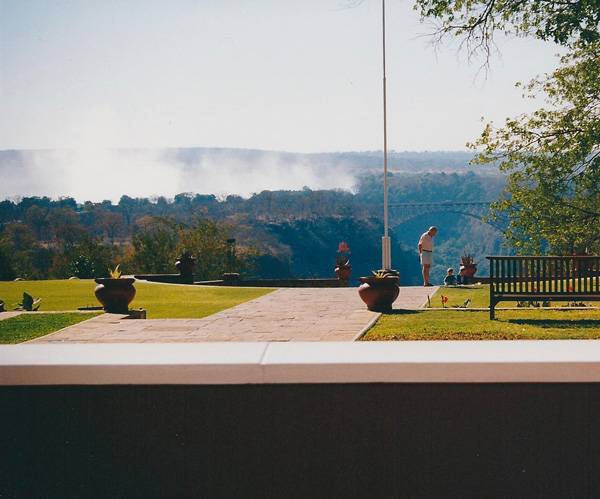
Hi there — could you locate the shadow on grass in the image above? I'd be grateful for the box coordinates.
[507,318,600,329]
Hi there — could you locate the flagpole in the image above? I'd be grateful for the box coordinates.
[382,0,391,270]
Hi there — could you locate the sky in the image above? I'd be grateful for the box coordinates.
[0,0,564,155]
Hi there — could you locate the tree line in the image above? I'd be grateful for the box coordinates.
[0,172,507,285]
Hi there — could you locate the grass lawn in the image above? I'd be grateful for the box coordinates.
[0,312,101,344]
[0,279,275,319]
[133,282,275,318]
[363,284,600,340]
[429,284,490,308]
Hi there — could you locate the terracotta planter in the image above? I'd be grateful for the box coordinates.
[94,278,136,314]
[175,256,196,276]
[461,263,478,278]
[334,264,352,280]
[357,275,400,312]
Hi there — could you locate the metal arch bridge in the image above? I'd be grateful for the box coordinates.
[388,201,504,230]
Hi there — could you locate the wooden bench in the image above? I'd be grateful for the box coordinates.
[487,256,600,319]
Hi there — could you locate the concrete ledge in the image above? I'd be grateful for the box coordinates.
[4,341,600,385]
[197,278,345,287]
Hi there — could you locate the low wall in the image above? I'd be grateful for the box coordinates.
[197,277,346,288]
[3,342,600,498]
[134,273,347,287]
[134,273,192,284]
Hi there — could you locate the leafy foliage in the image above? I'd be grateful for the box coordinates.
[335,241,351,266]
[416,0,600,256]
[415,0,600,60]
[108,265,122,279]
[128,217,179,274]
[474,41,600,253]
[126,215,258,280]
[15,292,41,311]
[58,236,118,279]
[0,240,16,281]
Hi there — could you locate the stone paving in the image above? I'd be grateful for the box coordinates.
[25,286,438,344]
[0,312,25,320]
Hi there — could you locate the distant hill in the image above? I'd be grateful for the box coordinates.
[0,147,493,202]
[164,147,488,177]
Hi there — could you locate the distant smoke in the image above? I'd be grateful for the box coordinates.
[1,148,357,203]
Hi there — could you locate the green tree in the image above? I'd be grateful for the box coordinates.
[98,212,126,244]
[50,236,120,279]
[178,216,262,280]
[23,205,48,240]
[0,239,16,281]
[416,0,600,254]
[127,215,257,280]
[128,217,179,274]
[2,223,46,279]
[415,0,600,56]
[475,41,600,253]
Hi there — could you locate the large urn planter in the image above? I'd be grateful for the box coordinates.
[358,275,400,312]
[175,256,197,275]
[461,263,478,278]
[175,255,196,284]
[334,264,352,280]
[94,278,136,314]
[459,254,478,284]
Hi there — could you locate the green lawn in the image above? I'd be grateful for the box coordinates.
[0,279,275,319]
[0,312,101,344]
[363,284,600,340]
[426,284,584,309]
[427,284,489,308]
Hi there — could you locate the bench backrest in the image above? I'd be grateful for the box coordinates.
[486,256,600,296]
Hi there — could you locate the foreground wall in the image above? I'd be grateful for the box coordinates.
[2,342,600,498]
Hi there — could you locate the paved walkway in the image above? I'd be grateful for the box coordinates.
[0,312,25,320]
[26,286,438,343]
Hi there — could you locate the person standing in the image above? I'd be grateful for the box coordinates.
[418,226,438,286]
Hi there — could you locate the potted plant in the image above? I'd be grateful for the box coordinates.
[460,253,478,282]
[357,269,400,312]
[334,242,352,280]
[94,265,136,314]
[15,292,41,311]
[175,251,197,276]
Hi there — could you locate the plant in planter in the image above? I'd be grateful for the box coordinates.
[334,242,352,280]
[15,292,41,311]
[357,269,400,312]
[94,264,137,314]
[175,251,197,275]
[459,253,478,283]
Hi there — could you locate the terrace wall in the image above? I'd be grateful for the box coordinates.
[2,342,600,498]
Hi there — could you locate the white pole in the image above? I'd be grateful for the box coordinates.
[382,0,391,270]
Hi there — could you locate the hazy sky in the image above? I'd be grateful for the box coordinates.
[1,0,563,154]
